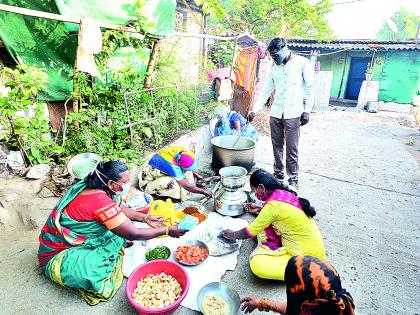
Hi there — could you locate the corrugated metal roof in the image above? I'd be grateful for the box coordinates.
[287,39,420,51]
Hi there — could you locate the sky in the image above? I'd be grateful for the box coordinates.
[326,0,420,39]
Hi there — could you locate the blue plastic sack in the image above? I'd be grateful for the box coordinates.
[178,215,199,231]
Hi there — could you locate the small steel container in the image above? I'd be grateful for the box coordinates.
[219,166,248,190]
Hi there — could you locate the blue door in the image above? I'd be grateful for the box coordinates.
[345,57,371,100]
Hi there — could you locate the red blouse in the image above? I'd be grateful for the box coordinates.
[63,190,127,229]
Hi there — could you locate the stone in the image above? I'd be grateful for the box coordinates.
[398,115,417,128]
[26,164,51,179]
[0,143,9,160]
[38,187,55,198]
[18,167,30,177]
[367,101,379,113]
[6,151,24,170]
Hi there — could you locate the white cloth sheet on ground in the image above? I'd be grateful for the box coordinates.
[122,212,248,311]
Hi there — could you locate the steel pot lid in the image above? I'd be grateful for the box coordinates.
[67,153,101,179]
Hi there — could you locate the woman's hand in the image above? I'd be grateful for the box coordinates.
[241,296,261,314]
[245,202,262,214]
[201,189,213,198]
[202,176,221,184]
[193,171,204,180]
[168,225,187,238]
[147,215,165,223]
[222,229,236,240]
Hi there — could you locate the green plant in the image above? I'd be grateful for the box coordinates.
[376,7,419,40]
[207,0,333,41]
[193,0,225,20]
[0,64,63,164]
[209,40,240,69]
[63,29,214,164]
[365,63,373,74]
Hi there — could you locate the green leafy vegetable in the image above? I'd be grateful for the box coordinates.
[145,246,170,261]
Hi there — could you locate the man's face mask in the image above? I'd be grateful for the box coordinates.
[270,46,289,65]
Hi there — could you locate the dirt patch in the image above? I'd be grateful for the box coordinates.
[0,177,58,230]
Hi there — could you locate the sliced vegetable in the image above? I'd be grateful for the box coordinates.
[145,246,171,261]
[175,245,208,265]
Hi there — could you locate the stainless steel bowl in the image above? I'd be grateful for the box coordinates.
[211,135,256,171]
[197,282,240,315]
[219,166,248,190]
[67,153,101,179]
[174,240,209,266]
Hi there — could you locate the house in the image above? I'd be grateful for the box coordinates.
[288,39,420,106]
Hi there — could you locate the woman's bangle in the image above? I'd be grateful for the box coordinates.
[258,298,269,311]
[263,298,270,312]
[144,212,149,222]
[165,226,169,236]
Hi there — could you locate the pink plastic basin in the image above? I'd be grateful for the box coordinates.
[126,260,190,315]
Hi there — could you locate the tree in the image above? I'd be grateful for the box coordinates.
[206,0,333,41]
[376,7,419,40]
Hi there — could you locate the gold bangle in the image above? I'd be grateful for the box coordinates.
[165,226,169,236]
[144,212,149,222]
[263,298,270,312]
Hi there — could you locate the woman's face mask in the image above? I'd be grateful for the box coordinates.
[255,185,269,201]
[111,181,131,196]
[270,46,289,65]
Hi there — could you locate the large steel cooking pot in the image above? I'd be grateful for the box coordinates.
[211,136,256,171]
[219,166,247,190]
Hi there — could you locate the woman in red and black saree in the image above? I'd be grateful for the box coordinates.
[240,256,355,315]
[38,161,186,305]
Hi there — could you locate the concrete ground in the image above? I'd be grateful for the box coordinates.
[0,110,419,315]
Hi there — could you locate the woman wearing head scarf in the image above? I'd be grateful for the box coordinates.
[38,161,186,305]
[240,256,355,315]
[221,169,326,281]
[213,106,259,142]
[138,145,212,200]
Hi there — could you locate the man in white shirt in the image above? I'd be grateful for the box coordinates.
[248,38,315,189]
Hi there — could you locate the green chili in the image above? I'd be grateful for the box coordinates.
[145,246,170,261]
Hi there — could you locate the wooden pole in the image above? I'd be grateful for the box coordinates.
[229,35,238,79]
[72,59,80,128]
[181,0,204,30]
[144,39,160,89]
[172,32,236,41]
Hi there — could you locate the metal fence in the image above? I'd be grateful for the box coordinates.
[119,83,213,142]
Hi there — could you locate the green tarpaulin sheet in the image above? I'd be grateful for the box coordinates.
[0,0,76,100]
[54,0,176,36]
[0,0,175,100]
